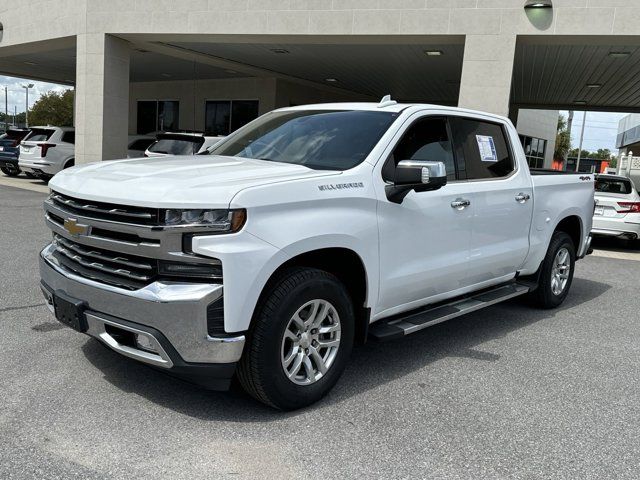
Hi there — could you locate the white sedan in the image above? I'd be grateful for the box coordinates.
[592,174,640,242]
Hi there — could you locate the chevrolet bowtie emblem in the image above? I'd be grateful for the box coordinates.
[63,218,90,237]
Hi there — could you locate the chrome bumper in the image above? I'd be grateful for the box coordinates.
[40,244,245,367]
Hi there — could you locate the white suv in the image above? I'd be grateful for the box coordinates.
[18,126,75,181]
[592,174,640,242]
[144,132,224,157]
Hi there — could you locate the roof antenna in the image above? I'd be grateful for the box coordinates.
[378,94,397,108]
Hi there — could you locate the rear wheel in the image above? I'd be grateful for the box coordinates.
[237,268,354,410]
[0,166,20,177]
[530,231,576,309]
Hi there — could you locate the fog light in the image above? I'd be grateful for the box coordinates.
[135,333,157,353]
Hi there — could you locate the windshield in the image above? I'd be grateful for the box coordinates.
[148,137,204,155]
[595,177,633,195]
[210,110,398,170]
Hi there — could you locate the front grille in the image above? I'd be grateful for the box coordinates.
[52,234,157,290]
[50,191,160,225]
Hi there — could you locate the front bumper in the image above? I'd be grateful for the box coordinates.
[40,244,245,390]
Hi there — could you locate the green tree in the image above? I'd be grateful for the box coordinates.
[554,115,571,161]
[27,89,74,127]
[569,148,590,158]
[587,148,611,160]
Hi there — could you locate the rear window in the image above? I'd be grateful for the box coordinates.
[595,178,633,195]
[3,130,28,141]
[24,128,55,143]
[129,138,154,151]
[148,137,204,155]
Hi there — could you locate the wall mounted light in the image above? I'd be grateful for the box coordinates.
[586,84,602,88]
[524,0,553,8]
[609,51,631,58]
[424,50,443,56]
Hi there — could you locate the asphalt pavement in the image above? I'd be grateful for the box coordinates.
[1,183,639,479]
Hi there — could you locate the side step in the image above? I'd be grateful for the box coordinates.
[369,282,530,342]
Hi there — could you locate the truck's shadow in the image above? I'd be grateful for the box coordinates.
[81,277,610,421]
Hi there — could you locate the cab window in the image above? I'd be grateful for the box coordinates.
[383,117,456,182]
[448,117,514,180]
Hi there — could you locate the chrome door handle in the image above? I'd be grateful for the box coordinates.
[451,198,471,209]
[515,193,531,203]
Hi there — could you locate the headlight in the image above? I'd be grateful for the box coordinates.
[162,208,246,232]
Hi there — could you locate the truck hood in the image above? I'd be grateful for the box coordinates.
[49,155,341,208]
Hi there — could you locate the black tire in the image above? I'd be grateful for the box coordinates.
[237,267,354,410]
[0,166,20,177]
[24,172,37,179]
[530,231,576,309]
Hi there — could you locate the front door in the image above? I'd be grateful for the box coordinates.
[375,115,475,318]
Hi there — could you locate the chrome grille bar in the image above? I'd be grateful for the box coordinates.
[50,192,157,223]
[54,244,152,282]
[54,235,153,271]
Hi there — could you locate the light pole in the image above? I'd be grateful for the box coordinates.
[21,83,34,128]
[4,86,7,131]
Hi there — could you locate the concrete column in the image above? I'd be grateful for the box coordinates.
[75,34,130,164]
[458,34,516,117]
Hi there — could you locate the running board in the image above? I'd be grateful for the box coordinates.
[369,283,530,342]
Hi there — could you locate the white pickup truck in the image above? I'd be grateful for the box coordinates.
[39,100,594,410]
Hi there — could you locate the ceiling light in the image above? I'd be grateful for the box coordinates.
[270,48,290,54]
[586,83,601,88]
[325,78,338,83]
[524,0,552,8]
[609,51,631,58]
[424,50,443,56]
[573,100,587,105]
[225,69,238,74]
[24,61,38,66]
[161,73,172,78]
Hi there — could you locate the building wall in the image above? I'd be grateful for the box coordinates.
[128,77,373,134]
[516,109,559,169]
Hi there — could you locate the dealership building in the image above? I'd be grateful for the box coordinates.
[1,1,639,168]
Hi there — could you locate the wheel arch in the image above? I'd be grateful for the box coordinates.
[253,247,371,344]
[553,214,583,252]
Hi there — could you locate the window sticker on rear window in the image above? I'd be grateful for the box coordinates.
[475,135,498,162]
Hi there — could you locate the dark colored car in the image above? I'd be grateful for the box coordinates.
[0,128,31,177]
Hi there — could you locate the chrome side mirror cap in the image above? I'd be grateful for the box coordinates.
[386,160,448,203]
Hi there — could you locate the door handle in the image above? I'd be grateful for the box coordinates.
[515,193,531,203]
[451,198,471,210]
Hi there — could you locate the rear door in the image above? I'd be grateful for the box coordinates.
[448,115,534,283]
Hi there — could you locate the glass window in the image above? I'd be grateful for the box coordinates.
[24,128,55,142]
[158,101,179,132]
[205,101,231,136]
[62,131,75,144]
[137,100,180,134]
[210,110,397,171]
[384,117,455,181]
[594,177,633,195]
[128,138,155,151]
[530,138,539,158]
[538,139,546,158]
[449,117,514,180]
[231,100,259,133]
[148,136,204,156]
[205,100,259,135]
[523,136,532,156]
[137,101,157,135]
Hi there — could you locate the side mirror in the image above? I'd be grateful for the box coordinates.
[386,160,447,203]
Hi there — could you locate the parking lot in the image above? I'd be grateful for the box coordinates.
[1,182,639,479]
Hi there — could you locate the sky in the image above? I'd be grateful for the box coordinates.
[0,75,70,117]
[559,110,626,154]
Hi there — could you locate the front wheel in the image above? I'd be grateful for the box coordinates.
[530,231,576,309]
[0,166,20,177]
[237,268,354,410]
